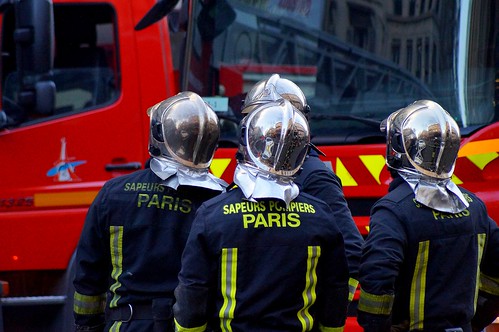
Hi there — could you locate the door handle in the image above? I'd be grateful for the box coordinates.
[105,162,142,172]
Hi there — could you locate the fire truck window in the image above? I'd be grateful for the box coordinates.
[53,4,118,114]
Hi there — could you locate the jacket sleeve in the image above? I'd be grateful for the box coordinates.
[297,153,364,299]
[358,203,407,332]
[472,217,499,332]
[314,224,350,331]
[173,209,214,331]
[73,187,109,330]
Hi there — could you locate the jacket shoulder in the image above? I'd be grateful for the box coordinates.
[373,180,413,209]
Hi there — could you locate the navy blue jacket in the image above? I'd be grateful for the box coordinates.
[358,176,499,332]
[173,187,350,331]
[295,149,363,297]
[73,168,221,331]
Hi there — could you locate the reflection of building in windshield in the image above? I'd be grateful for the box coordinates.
[324,0,446,88]
[218,0,447,119]
[182,0,495,131]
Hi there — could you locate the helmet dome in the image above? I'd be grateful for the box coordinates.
[148,91,220,169]
[240,99,310,177]
[382,100,460,179]
[242,74,308,115]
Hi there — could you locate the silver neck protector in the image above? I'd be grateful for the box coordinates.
[150,157,227,192]
[233,163,299,207]
[398,169,469,213]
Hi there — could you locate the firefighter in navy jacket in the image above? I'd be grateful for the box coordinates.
[173,100,350,331]
[358,100,499,332]
[73,92,227,332]
[240,74,363,301]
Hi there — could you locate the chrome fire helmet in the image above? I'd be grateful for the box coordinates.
[381,100,461,179]
[148,91,220,169]
[239,99,310,177]
[241,74,309,116]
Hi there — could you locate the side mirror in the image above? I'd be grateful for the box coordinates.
[14,0,54,75]
[34,81,56,115]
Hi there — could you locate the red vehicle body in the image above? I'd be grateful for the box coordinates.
[0,0,498,331]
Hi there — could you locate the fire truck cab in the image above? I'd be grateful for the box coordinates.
[0,1,177,330]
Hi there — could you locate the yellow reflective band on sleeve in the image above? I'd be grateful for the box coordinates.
[358,289,394,315]
[480,273,499,296]
[109,226,124,308]
[174,319,207,332]
[348,278,359,302]
[318,323,345,332]
[475,233,487,309]
[73,291,105,315]
[109,321,122,332]
[219,248,237,332]
[298,246,321,331]
[410,240,429,331]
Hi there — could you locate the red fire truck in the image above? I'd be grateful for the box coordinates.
[0,0,498,330]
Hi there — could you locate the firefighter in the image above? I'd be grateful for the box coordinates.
[173,99,350,331]
[73,91,227,332]
[240,73,363,301]
[357,100,499,332]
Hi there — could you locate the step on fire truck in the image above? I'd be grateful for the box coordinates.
[0,0,498,330]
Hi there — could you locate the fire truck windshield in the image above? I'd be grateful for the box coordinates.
[171,0,498,144]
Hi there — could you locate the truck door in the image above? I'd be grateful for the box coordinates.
[0,0,142,290]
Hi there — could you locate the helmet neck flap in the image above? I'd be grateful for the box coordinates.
[234,163,299,207]
[150,157,227,192]
[398,168,469,213]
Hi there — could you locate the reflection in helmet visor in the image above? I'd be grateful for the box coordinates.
[149,92,220,169]
[244,100,310,176]
[384,101,460,179]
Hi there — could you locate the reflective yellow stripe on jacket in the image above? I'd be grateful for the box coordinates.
[298,246,321,331]
[73,291,105,315]
[409,240,429,330]
[480,273,499,296]
[220,248,238,332]
[318,323,345,332]
[109,225,124,308]
[475,234,487,309]
[348,278,359,302]
[358,289,394,315]
[174,319,207,332]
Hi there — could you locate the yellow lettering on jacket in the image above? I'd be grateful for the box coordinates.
[431,209,470,220]
[137,193,192,213]
[124,182,164,192]
[224,200,316,214]
[243,212,301,228]
[223,201,266,214]
[268,200,316,213]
